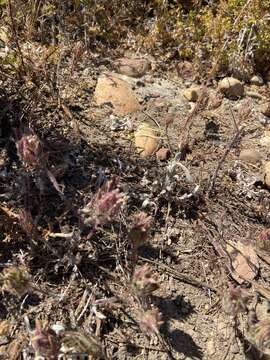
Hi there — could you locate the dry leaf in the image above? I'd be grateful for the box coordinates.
[227,241,259,283]
[134,123,159,158]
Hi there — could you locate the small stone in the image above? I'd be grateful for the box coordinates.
[176,61,194,81]
[207,339,216,356]
[260,103,270,117]
[239,149,262,164]
[189,102,196,112]
[113,58,151,78]
[218,77,244,98]
[264,161,270,188]
[156,147,171,161]
[250,75,264,86]
[183,86,201,102]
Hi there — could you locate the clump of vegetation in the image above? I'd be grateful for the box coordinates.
[0,0,270,82]
[1,1,270,359]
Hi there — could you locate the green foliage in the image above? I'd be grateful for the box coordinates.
[0,0,270,76]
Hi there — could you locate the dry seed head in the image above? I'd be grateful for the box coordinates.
[0,266,31,297]
[132,265,159,296]
[139,308,163,336]
[81,178,126,227]
[16,134,43,169]
[222,285,251,317]
[96,189,124,224]
[31,320,61,358]
[62,331,103,357]
[129,212,152,248]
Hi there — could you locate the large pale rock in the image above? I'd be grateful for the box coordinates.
[94,74,141,115]
[113,58,151,78]
[218,77,244,98]
[134,123,158,158]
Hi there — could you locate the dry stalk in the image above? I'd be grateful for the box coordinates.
[209,0,255,79]
[208,126,244,195]
[7,0,26,73]
[178,86,209,160]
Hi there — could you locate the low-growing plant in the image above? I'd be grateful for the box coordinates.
[132,265,159,297]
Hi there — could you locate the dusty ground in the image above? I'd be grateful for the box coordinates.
[0,50,270,360]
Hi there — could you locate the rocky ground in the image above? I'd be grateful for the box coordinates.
[1,51,270,360]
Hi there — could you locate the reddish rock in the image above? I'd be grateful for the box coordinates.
[156,147,171,161]
[94,73,141,115]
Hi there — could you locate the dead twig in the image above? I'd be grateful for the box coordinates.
[139,256,217,293]
[178,86,208,160]
[208,126,244,195]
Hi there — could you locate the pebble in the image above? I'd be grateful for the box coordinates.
[250,75,264,86]
[239,149,262,164]
[113,58,151,78]
[156,147,171,161]
[260,103,270,117]
[218,77,244,98]
[183,86,201,102]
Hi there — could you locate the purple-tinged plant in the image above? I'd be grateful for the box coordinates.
[31,320,61,359]
[222,285,251,317]
[139,308,163,336]
[132,265,159,296]
[16,133,44,169]
[81,178,125,228]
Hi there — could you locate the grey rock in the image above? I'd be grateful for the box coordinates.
[218,77,244,98]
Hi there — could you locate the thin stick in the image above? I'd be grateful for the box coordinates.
[208,126,244,194]
[143,111,161,128]
[178,86,208,160]
[139,256,217,293]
